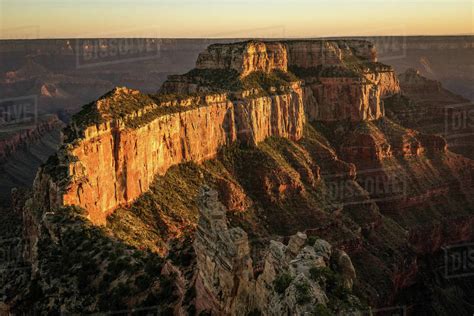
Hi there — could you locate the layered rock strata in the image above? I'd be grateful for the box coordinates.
[35,85,304,224]
[31,39,401,225]
[163,40,400,121]
[0,115,62,162]
[285,40,400,121]
[388,68,474,159]
[196,41,288,77]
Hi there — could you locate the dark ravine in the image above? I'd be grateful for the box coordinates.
[0,115,63,204]
[2,39,474,315]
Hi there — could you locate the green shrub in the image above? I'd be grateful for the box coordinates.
[306,235,318,246]
[295,281,312,305]
[182,68,299,93]
[107,257,131,275]
[135,274,153,291]
[274,272,294,294]
[184,285,196,304]
[288,65,322,78]
[186,68,241,91]
[312,304,334,316]
[309,267,335,283]
[101,282,130,311]
[242,70,298,91]
[144,256,163,276]
[310,267,351,299]
[169,251,193,267]
[157,275,177,303]
[330,280,351,299]
[320,65,360,78]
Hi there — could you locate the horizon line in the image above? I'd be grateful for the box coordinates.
[1,33,474,41]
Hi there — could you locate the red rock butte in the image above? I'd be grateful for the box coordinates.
[33,40,402,225]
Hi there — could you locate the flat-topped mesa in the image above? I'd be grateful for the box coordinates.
[163,39,400,122]
[195,41,288,77]
[159,41,300,96]
[191,39,400,121]
[194,40,376,76]
[32,39,400,226]
[285,39,377,68]
[35,64,305,225]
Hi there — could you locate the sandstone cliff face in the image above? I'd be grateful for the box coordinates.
[168,39,400,122]
[285,40,377,68]
[284,41,400,121]
[36,85,304,225]
[363,68,401,98]
[30,39,404,224]
[196,41,288,77]
[304,77,382,121]
[303,75,399,122]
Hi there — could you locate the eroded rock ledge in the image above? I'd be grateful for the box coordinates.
[193,187,362,316]
[34,72,305,225]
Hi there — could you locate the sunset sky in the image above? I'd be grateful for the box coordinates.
[0,0,472,39]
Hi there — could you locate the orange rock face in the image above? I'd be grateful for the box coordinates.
[196,41,288,77]
[286,40,377,68]
[285,41,400,122]
[304,77,383,121]
[364,70,401,98]
[32,39,402,225]
[38,85,305,224]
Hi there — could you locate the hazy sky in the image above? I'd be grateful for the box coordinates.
[0,0,472,39]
